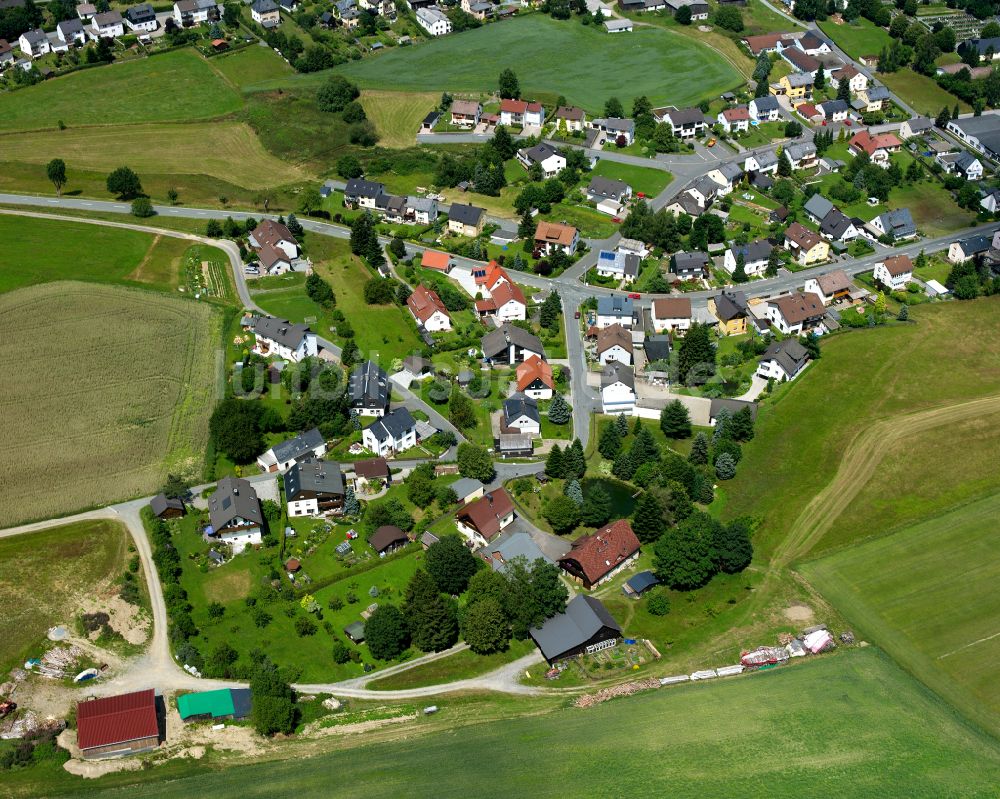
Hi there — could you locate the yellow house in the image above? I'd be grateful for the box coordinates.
[771,73,814,102]
[784,222,829,265]
[707,291,748,336]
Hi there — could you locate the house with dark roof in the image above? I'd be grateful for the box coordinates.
[77,689,159,759]
[370,525,408,555]
[57,16,87,44]
[749,95,781,122]
[362,408,418,457]
[349,360,390,417]
[803,269,856,305]
[558,519,640,589]
[481,530,556,572]
[352,457,390,489]
[820,209,862,244]
[937,149,983,181]
[622,570,659,598]
[947,113,1000,161]
[149,493,185,520]
[757,338,809,382]
[516,142,566,178]
[530,595,623,663]
[448,202,486,236]
[818,98,850,122]
[595,249,641,283]
[803,194,835,225]
[590,117,636,146]
[252,317,317,362]
[481,323,545,364]
[285,458,344,517]
[256,428,327,473]
[596,294,635,328]
[765,291,826,335]
[587,176,632,204]
[783,222,829,265]
[655,106,708,139]
[500,394,540,436]
[455,488,515,547]
[870,208,916,242]
[706,161,744,194]
[344,178,386,208]
[723,239,772,277]
[124,3,157,31]
[948,233,992,264]
[744,148,779,174]
[642,334,671,366]
[600,362,636,415]
[708,290,749,336]
[554,105,586,131]
[208,477,264,552]
[670,251,710,281]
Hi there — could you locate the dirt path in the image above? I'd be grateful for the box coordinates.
[776,393,1000,566]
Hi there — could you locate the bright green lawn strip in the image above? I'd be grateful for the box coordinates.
[817,18,892,59]
[366,638,536,690]
[588,160,672,197]
[0,49,243,132]
[802,491,1000,739]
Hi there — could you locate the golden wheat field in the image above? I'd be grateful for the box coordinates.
[0,282,221,527]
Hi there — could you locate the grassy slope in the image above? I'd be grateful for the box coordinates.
[359,90,440,149]
[725,297,1000,560]
[0,282,219,527]
[30,650,1000,798]
[210,45,295,89]
[367,639,536,690]
[0,50,242,131]
[297,16,742,110]
[803,492,1000,739]
[0,520,130,673]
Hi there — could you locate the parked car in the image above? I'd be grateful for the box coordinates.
[628,292,640,299]
[574,310,581,319]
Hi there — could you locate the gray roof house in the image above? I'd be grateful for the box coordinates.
[758,338,809,379]
[601,361,635,391]
[671,251,710,278]
[596,294,635,322]
[349,360,390,415]
[803,193,834,224]
[502,394,540,427]
[208,477,263,535]
[284,458,344,510]
[481,323,545,364]
[344,178,386,205]
[865,85,891,103]
[714,290,749,324]
[587,176,631,203]
[482,530,555,572]
[448,202,486,228]
[873,208,916,240]
[530,595,623,663]
[257,428,327,472]
[820,209,858,241]
[150,493,185,519]
[364,407,417,446]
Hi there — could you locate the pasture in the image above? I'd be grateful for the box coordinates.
[0,282,220,527]
[0,50,243,131]
[0,520,131,672]
[318,16,742,110]
[210,45,294,89]
[803,492,1000,739]
[359,90,440,149]
[24,649,1000,798]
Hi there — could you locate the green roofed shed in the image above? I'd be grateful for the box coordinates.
[177,688,251,722]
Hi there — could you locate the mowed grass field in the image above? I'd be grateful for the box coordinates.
[33,650,1000,798]
[0,520,130,672]
[359,90,440,149]
[803,492,1000,739]
[316,16,742,110]
[210,44,294,89]
[0,282,220,527]
[0,50,243,131]
[589,159,673,197]
[0,122,309,189]
[725,297,1000,562]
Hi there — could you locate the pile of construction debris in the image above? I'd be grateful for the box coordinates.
[34,646,83,679]
[574,678,660,708]
[0,710,65,740]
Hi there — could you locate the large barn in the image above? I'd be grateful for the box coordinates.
[76,689,160,759]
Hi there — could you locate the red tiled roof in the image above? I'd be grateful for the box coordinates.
[559,519,640,585]
[354,458,389,479]
[516,354,554,391]
[534,220,578,247]
[652,297,692,319]
[784,221,822,251]
[76,689,158,751]
[723,106,750,121]
[742,32,794,55]
[849,130,902,156]
[882,254,913,276]
[455,488,514,542]
[253,219,296,249]
[407,284,449,323]
[770,291,825,324]
[795,102,820,119]
[489,279,526,309]
[421,250,451,271]
[500,98,527,113]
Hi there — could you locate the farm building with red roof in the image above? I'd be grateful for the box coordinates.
[76,689,160,759]
[558,519,641,589]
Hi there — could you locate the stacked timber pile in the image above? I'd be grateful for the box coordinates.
[574,678,660,708]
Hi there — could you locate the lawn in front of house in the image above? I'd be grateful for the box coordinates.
[588,160,673,197]
[817,18,892,59]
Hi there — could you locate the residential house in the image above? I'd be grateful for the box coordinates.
[723,239,772,277]
[870,208,916,241]
[252,317,318,362]
[784,142,818,172]
[554,105,586,131]
[76,3,97,19]
[938,149,983,181]
[448,203,485,236]
[817,98,850,122]
[601,362,636,414]
[481,323,545,364]
[656,106,708,139]
[18,29,49,57]
[982,186,1000,213]
[450,99,481,127]
[407,284,451,332]
[765,291,826,335]
[663,191,705,219]
[744,149,779,174]
[285,459,345,517]
[858,84,891,112]
[57,17,87,44]
[873,253,913,290]
[946,114,1000,161]
[517,142,566,178]
[400,355,433,381]
[530,595,623,663]
[91,9,124,36]
[344,178,385,208]
[461,0,493,19]
[617,237,650,259]
[651,296,692,334]
[783,222,829,265]
[819,209,861,244]
[708,290,749,336]
[622,570,660,599]
[256,427,327,473]
[534,220,579,255]
[595,249,641,283]
[420,110,440,131]
[208,477,264,553]
[741,32,797,55]
[125,3,158,31]
[475,279,527,322]
[596,323,633,366]
[803,193,835,225]
[370,525,408,556]
[455,488,515,547]
[757,338,809,381]
[499,99,544,128]
[670,251,710,280]
[474,260,512,297]
[249,219,299,272]
[718,105,751,133]
[406,195,438,224]
[348,360,390,417]
[558,518,641,589]
[420,249,452,273]
[749,95,781,122]
[451,478,485,505]
[958,35,1000,61]
[794,30,831,55]
[948,233,991,263]
[587,176,632,205]
[643,334,671,366]
[803,269,854,305]
[595,294,635,328]
[706,161,744,195]
[848,130,901,166]
[619,0,668,11]
[176,0,220,25]
[481,530,558,572]
[900,116,933,140]
[77,690,159,760]
[516,354,554,399]
[590,117,636,146]
[687,175,719,209]
[416,5,451,34]
[362,408,418,457]
[352,457,390,490]
[795,101,822,123]
[501,394,540,436]
[0,39,13,68]
[150,493,185,519]
[773,71,814,101]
